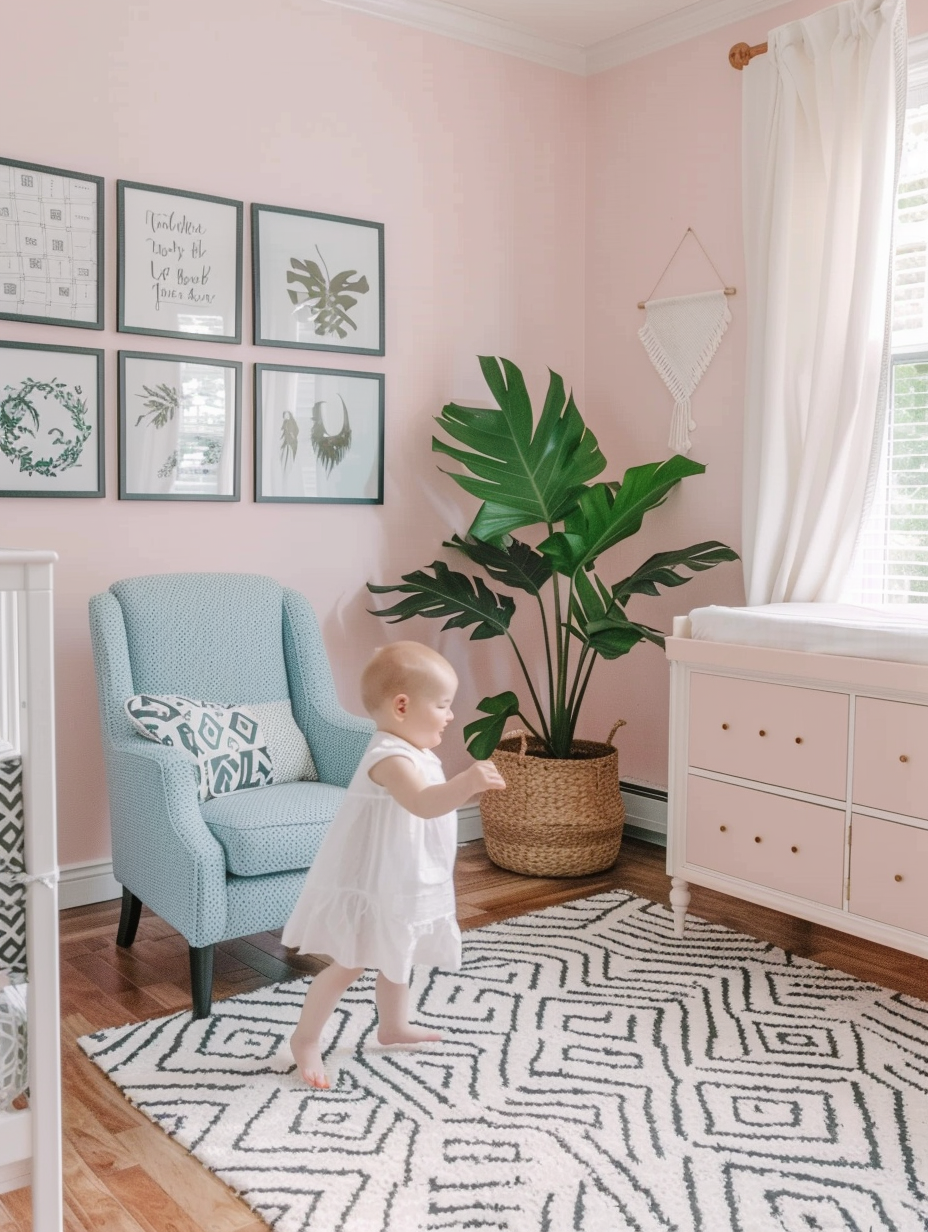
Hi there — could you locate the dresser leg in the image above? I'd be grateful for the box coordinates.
[670,877,690,937]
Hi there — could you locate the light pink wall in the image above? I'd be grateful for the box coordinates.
[0,0,586,865]
[583,0,928,788]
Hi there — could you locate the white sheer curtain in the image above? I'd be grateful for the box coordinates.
[741,0,907,605]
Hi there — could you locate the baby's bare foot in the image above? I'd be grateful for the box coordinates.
[376,1023,443,1046]
[290,1032,330,1089]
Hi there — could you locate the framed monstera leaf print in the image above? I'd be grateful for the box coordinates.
[118,351,241,501]
[0,340,104,497]
[255,363,383,504]
[252,204,384,355]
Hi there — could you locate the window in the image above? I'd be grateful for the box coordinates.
[845,36,928,603]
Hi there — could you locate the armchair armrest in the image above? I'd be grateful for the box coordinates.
[107,735,228,947]
[282,589,374,788]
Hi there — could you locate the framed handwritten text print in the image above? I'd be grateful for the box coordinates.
[118,181,243,344]
[0,158,103,330]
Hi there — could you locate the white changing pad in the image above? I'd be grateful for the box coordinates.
[688,603,928,666]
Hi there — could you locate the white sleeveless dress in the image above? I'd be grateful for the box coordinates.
[281,731,461,985]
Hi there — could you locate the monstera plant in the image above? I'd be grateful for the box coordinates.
[369,356,738,762]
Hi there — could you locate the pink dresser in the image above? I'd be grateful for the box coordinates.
[666,621,928,960]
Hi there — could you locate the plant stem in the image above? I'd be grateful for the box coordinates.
[566,641,590,720]
[568,650,599,745]
[515,711,545,743]
[505,631,552,746]
[536,590,556,735]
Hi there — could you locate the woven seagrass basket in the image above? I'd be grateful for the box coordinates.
[480,721,626,878]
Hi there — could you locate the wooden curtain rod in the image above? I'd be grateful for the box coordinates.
[729,40,768,69]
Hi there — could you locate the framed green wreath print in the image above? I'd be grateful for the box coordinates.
[0,340,104,497]
[252,204,384,355]
[255,363,383,503]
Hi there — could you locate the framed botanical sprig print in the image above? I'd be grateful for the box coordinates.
[255,364,384,503]
[118,181,243,343]
[0,340,104,497]
[0,157,103,329]
[119,351,241,501]
[252,204,384,355]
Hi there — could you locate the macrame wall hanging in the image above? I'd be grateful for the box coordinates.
[637,228,735,454]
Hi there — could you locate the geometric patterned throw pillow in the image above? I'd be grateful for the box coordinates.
[238,701,318,785]
[124,695,274,803]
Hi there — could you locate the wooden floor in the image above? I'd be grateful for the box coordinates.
[5,836,927,1230]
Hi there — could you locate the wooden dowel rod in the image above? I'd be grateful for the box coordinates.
[729,41,768,70]
[638,287,736,310]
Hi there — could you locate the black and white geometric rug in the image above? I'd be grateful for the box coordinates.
[79,891,928,1232]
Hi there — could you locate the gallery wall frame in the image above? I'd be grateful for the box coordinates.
[119,351,242,502]
[252,204,384,356]
[0,156,104,330]
[118,181,243,344]
[255,363,384,504]
[0,339,104,498]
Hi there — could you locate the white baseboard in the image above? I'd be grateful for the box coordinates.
[59,859,121,910]
[457,803,483,844]
[0,1158,31,1195]
[57,791,666,912]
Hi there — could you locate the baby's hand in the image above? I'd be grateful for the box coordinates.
[469,760,506,793]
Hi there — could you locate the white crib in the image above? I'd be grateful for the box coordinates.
[0,551,62,1228]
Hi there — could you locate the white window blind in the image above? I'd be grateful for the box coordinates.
[845,36,928,604]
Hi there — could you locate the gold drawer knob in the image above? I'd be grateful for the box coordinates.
[900,754,909,763]
[754,835,762,843]
[895,874,903,882]
[758,729,766,737]
[791,845,799,853]
[719,825,727,832]
[795,737,803,744]
[722,722,729,730]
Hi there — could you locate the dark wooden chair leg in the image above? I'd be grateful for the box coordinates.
[116,887,143,948]
[189,944,214,1019]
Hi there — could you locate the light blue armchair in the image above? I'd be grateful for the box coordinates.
[89,573,374,1018]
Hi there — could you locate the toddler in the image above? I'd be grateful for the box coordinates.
[282,640,505,1089]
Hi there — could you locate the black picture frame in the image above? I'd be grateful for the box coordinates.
[117,181,243,344]
[252,203,384,355]
[119,350,242,501]
[255,362,384,504]
[0,340,104,498]
[0,156,104,330]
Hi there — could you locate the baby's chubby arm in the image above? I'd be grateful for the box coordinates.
[368,756,505,819]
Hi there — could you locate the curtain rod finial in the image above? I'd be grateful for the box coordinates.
[729,42,752,69]
[729,40,768,69]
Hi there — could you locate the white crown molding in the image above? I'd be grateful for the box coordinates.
[321,0,800,77]
[585,0,793,75]
[321,0,587,74]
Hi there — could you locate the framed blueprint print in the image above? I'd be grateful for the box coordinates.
[255,364,383,503]
[118,181,243,344]
[119,351,241,501]
[0,158,103,329]
[252,204,384,355]
[0,340,104,497]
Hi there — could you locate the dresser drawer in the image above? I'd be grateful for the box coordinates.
[853,697,928,820]
[688,674,848,798]
[686,775,845,907]
[849,814,928,936]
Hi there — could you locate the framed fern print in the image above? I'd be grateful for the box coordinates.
[255,364,384,504]
[0,340,104,497]
[118,351,241,501]
[252,204,384,355]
